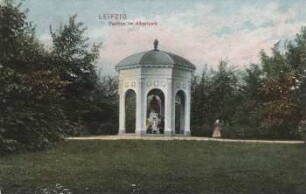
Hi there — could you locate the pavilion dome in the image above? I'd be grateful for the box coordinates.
[115,40,196,71]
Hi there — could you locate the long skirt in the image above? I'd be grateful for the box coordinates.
[212,127,221,138]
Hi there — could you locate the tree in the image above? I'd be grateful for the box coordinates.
[50,15,102,128]
[191,61,241,136]
[50,15,100,97]
[81,75,119,135]
[0,0,46,71]
[0,0,73,153]
[209,60,240,125]
[257,27,306,139]
[232,64,263,128]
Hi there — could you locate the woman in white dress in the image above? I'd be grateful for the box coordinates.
[212,119,222,138]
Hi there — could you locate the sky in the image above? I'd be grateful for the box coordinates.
[18,0,306,74]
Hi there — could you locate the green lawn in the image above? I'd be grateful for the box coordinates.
[0,140,305,194]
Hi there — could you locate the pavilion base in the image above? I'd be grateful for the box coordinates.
[118,129,125,135]
[163,131,176,136]
[184,131,191,136]
[118,130,191,136]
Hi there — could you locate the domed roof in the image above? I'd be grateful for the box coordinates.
[115,40,196,71]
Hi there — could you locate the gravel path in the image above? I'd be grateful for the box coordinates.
[67,135,304,144]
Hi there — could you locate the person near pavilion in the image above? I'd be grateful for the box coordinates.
[212,119,222,138]
[152,117,158,134]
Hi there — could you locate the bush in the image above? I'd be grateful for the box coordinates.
[191,125,213,137]
[80,122,119,135]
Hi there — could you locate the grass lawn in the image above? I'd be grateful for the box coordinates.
[0,140,305,194]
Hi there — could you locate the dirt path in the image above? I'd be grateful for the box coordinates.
[67,135,304,144]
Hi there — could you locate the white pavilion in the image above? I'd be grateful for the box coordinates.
[115,40,196,136]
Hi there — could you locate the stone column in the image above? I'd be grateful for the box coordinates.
[135,79,144,135]
[119,90,126,134]
[184,87,191,136]
[140,79,147,135]
[165,78,174,135]
[171,91,176,134]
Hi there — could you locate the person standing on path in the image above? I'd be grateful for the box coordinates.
[212,119,222,138]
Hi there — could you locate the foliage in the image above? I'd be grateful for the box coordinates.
[80,75,119,135]
[0,66,71,153]
[0,1,117,154]
[49,14,118,135]
[0,0,72,153]
[191,61,241,136]
[50,14,100,97]
[191,27,306,140]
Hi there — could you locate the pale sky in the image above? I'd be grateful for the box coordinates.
[20,0,306,74]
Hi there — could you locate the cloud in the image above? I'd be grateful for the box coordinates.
[38,1,306,74]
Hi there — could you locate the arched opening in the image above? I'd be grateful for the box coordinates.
[125,89,136,133]
[175,90,186,134]
[146,89,165,134]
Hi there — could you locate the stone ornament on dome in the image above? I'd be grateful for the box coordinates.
[153,39,159,51]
